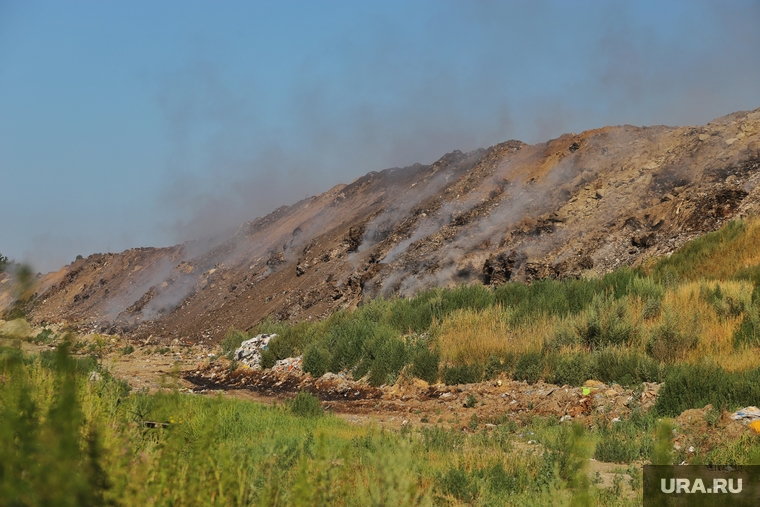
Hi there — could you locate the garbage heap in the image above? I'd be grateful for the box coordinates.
[233,334,276,369]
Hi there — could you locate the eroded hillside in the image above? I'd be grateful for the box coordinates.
[8,108,760,345]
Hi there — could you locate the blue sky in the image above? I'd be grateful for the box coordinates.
[1,1,759,272]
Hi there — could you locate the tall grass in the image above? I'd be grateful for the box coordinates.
[1,345,659,506]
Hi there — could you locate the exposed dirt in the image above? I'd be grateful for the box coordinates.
[3,108,760,347]
[184,358,661,431]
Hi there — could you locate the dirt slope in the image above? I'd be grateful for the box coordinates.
[9,107,760,345]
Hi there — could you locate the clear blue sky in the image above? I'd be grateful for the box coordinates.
[1,1,758,272]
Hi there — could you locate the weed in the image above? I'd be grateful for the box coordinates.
[221,328,248,359]
[441,363,483,385]
[289,391,323,418]
[514,351,543,384]
[411,346,439,384]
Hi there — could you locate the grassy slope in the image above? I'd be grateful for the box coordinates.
[8,219,760,505]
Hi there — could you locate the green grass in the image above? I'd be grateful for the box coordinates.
[1,345,659,506]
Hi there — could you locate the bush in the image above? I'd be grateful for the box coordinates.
[327,320,373,373]
[576,295,636,350]
[655,363,760,416]
[411,347,440,384]
[441,363,483,385]
[438,467,477,503]
[734,310,760,348]
[551,353,593,387]
[484,354,511,380]
[303,343,330,378]
[221,328,248,359]
[364,335,409,387]
[514,351,543,384]
[594,435,640,464]
[421,426,465,452]
[289,391,323,417]
[593,348,665,386]
[647,310,699,362]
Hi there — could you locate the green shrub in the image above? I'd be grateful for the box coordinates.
[593,348,665,386]
[421,425,465,452]
[514,351,543,384]
[220,328,248,359]
[484,354,511,380]
[0,343,113,506]
[594,429,640,463]
[551,353,593,387]
[263,320,326,364]
[441,363,483,385]
[411,346,440,384]
[484,462,524,495]
[734,310,760,347]
[576,295,636,350]
[655,363,760,416]
[327,319,373,373]
[303,343,330,378]
[364,335,409,387]
[627,275,665,302]
[440,284,495,314]
[438,467,477,503]
[700,283,746,319]
[289,391,323,418]
[647,310,699,362]
[31,328,55,344]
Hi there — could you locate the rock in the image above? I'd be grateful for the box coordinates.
[595,188,605,199]
[661,193,675,202]
[698,133,710,141]
[632,233,655,248]
[583,379,606,388]
[725,138,737,146]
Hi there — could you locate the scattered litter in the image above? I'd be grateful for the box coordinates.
[271,356,302,373]
[89,371,101,382]
[731,406,760,422]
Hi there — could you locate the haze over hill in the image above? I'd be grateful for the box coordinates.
[2,2,759,272]
[2,108,759,345]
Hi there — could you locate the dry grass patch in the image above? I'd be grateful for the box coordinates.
[435,306,551,364]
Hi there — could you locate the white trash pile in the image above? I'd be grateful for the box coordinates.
[233,334,276,369]
[731,406,760,423]
[232,333,303,372]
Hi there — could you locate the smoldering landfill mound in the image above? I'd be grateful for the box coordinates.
[11,107,760,345]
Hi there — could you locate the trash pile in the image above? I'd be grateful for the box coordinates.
[233,334,276,369]
[271,356,303,373]
[731,406,760,434]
